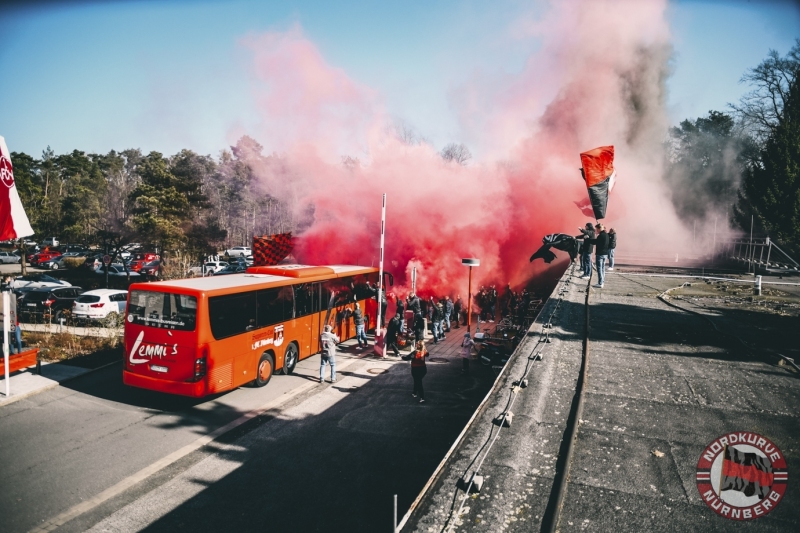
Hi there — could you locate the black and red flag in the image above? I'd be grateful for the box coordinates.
[529,234,579,264]
[252,232,294,266]
[578,145,615,220]
[720,445,773,499]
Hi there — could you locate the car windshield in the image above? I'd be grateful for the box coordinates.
[144,260,159,267]
[76,295,101,303]
[128,291,197,331]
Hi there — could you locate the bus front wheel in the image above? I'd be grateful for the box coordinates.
[255,353,274,387]
[281,343,298,375]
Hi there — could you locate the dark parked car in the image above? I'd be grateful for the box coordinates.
[140,259,162,278]
[18,286,83,323]
[213,264,247,275]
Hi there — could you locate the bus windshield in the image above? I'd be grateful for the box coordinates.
[128,290,197,331]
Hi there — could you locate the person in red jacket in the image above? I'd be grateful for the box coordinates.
[410,340,429,403]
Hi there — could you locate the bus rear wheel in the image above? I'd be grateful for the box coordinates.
[281,343,298,375]
[255,353,274,387]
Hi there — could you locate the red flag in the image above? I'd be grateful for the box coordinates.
[0,137,34,241]
[578,145,616,220]
[252,232,294,266]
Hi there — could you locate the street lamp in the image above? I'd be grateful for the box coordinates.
[461,258,480,332]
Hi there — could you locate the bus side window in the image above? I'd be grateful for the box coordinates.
[257,286,295,327]
[209,292,257,340]
[294,284,311,317]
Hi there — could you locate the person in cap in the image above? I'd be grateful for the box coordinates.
[319,324,340,383]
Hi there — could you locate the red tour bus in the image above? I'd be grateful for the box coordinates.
[123,264,381,397]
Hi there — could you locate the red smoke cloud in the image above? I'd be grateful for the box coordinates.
[235,1,688,298]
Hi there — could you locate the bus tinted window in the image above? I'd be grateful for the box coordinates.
[294,283,322,317]
[129,291,197,331]
[323,276,355,307]
[209,292,257,340]
[257,286,294,327]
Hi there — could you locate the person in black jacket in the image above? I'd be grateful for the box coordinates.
[352,302,367,349]
[585,223,610,288]
[413,311,425,342]
[577,223,595,279]
[385,313,401,357]
[608,228,617,270]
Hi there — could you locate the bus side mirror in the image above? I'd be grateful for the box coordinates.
[383,272,394,287]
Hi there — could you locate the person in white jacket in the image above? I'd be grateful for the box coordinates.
[320,325,340,383]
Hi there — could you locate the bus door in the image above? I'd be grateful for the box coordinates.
[311,282,323,354]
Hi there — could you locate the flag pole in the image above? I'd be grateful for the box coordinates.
[374,194,386,357]
[3,289,10,398]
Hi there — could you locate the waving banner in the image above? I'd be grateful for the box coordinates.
[253,232,294,266]
[0,136,34,241]
[578,145,616,220]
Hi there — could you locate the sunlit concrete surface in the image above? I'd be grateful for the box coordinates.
[403,265,800,532]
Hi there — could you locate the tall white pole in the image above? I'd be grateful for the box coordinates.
[376,193,386,336]
[3,291,10,398]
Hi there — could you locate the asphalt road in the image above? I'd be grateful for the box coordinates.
[0,332,497,533]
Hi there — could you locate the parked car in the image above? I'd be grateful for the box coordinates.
[18,286,82,322]
[72,289,128,322]
[131,252,159,263]
[213,264,247,275]
[187,260,228,276]
[94,264,141,277]
[129,259,148,272]
[10,274,72,290]
[139,259,162,278]
[0,251,20,264]
[224,246,252,258]
[29,250,62,266]
[39,252,87,270]
[42,237,59,247]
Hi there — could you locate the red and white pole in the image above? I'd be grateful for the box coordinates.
[374,194,387,357]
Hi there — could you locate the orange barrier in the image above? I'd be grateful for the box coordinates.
[1,348,39,374]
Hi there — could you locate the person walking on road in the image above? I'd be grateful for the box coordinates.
[585,223,610,288]
[444,296,454,332]
[352,302,367,349]
[460,332,475,375]
[410,340,429,403]
[432,301,444,343]
[319,325,340,383]
[608,228,617,270]
[577,222,595,279]
[386,313,401,357]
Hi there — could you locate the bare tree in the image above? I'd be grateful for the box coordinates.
[731,39,800,142]
[440,143,472,165]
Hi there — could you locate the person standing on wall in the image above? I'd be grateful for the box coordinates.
[577,222,595,280]
[409,340,429,403]
[585,222,610,288]
[608,228,617,271]
[319,325,340,383]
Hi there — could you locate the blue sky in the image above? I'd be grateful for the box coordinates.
[0,0,798,159]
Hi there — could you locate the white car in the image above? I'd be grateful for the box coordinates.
[225,246,252,258]
[10,274,72,290]
[0,251,20,264]
[42,237,59,247]
[72,289,129,321]
[94,264,141,277]
[188,261,229,276]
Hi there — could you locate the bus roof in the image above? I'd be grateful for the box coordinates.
[129,264,378,295]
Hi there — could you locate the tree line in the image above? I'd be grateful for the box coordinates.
[665,39,800,256]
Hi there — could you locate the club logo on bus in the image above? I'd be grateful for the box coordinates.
[129,331,178,365]
[251,324,284,350]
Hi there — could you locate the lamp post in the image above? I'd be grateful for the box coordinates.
[461,258,480,332]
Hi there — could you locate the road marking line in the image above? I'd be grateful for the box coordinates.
[28,357,362,533]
